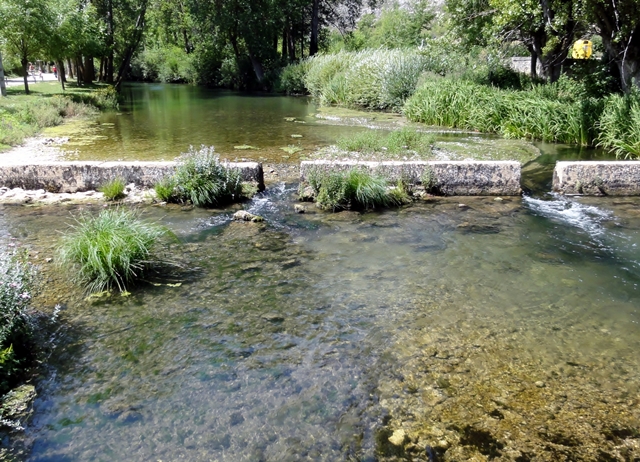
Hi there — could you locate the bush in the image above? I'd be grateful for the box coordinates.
[278,61,309,94]
[58,209,173,293]
[99,178,126,201]
[172,145,243,207]
[0,246,36,394]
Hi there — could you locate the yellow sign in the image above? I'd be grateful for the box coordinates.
[572,40,592,59]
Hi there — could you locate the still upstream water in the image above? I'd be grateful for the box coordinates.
[3,189,640,461]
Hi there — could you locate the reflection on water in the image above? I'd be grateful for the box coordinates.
[2,188,639,460]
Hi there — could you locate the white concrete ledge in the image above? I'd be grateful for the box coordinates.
[553,161,640,195]
[300,160,522,196]
[0,161,264,193]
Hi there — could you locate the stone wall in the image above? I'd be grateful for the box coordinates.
[300,160,522,196]
[0,161,265,193]
[553,161,640,195]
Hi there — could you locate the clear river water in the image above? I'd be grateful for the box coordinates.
[2,84,639,461]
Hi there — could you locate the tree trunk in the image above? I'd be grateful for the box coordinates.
[67,58,74,79]
[76,56,85,85]
[21,58,30,94]
[287,25,296,61]
[282,28,288,61]
[84,56,94,84]
[114,2,148,91]
[57,60,66,91]
[0,52,7,97]
[105,0,115,83]
[98,57,105,82]
[310,0,319,56]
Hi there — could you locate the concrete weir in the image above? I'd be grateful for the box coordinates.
[300,160,522,196]
[553,161,640,195]
[0,161,265,193]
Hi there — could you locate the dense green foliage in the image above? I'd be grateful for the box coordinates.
[58,208,172,293]
[159,146,244,207]
[306,168,408,211]
[0,247,36,395]
[596,91,640,159]
[99,178,126,201]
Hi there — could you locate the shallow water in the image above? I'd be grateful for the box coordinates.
[2,186,639,460]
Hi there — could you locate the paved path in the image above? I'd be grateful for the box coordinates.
[3,73,59,88]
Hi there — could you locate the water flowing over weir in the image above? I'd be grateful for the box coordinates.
[1,181,637,461]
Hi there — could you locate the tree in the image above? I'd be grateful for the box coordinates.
[586,0,640,91]
[0,0,53,94]
[0,51,7,97]
[446,0,583,81]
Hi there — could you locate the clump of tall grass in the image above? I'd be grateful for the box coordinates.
[99,178,126,201]
[596,90,640,159]
[58,209,174,294]
[306,168,407,211]
[0,245,36,394]
[154,177,178,202]
[171,145,243,207]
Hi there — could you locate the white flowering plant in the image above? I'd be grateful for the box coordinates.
[0,244,36,393]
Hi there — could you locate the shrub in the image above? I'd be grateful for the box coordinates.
[0,246,36,394]
[99,178,126,201]
[58,209,173,293]
[172,146,243,207]
[278,61,309,94]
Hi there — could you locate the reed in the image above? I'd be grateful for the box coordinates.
[597,91,640,159]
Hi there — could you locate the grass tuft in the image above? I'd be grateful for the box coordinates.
[57,208,173,293]
[99,178,126,201]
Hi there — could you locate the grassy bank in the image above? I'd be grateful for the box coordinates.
[0,82,119,152]
[281,49,640,159]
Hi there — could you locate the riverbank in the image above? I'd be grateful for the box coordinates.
[0,82,119,152]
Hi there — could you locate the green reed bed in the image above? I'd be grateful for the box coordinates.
[403,78,600,146]
[336,127,434,159]
[58,209,174,294]
[290,49,429,110]
[597,90,640,159]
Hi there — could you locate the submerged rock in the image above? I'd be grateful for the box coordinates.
[232,211,264,222]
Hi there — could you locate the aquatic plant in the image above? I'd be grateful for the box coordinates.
[0,246,36,394]
[172,145,243,207]
[309,168,404,211]
[421,166,438,193]
[57,208,173,293]
[99,178,126,201]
